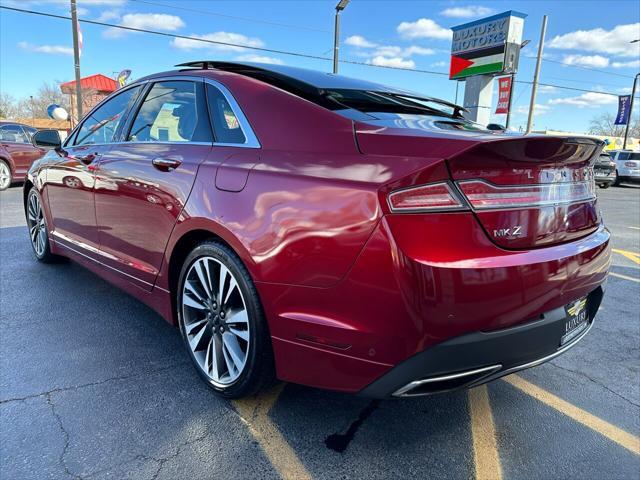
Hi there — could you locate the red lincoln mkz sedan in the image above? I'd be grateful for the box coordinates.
[26,62,609,398]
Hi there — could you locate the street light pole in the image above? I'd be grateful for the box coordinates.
[623,73,639,150]
[526,15,548,134]
[332,0,350,74]
[70,0,83,122]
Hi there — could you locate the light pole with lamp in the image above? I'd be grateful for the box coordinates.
[332,0,350,74]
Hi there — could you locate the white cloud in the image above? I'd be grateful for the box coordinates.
[236,54,283,65]
[548,23,640,57]
[548,92,617,108]
[562,54,610,68]
[430,60,448,68]
[403,45,435,56]
[345,35,377,48]
[368,56,415,69]
[612,59,640,68]
[96,9,121,22]
[397,18,452,40]
[104,13,184,38]
[76,7,89,16]
[514,104,551,115]
[440,6,494,18]
[618,87,633,93]
[18,41,73,55]
[171,32,264,52]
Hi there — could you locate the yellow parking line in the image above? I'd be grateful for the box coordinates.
[468,385,503,480]
[233,384,312,480]
[612,249,640,265]
[504,375,640,455]
[610,272,640,283]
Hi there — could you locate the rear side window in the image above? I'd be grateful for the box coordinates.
[74,86,141,146]
[206,83,246,144]
[0,124,30,143]
[127,81,211,143]
[630,153,640,160]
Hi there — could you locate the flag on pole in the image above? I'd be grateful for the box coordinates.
[614,95,631,125]
[495,76,512,114]
[77,20,83,57]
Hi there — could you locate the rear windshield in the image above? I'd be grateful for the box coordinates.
[618,152,640,160]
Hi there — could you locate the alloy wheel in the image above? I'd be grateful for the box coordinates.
[27,192,47,257]
[181,256,250,387]
[0,162,10,190]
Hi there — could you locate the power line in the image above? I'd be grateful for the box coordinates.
[128,0,331,34]
[0,5,632,99]
[521,55,635,80]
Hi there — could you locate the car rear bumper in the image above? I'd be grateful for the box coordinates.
[260,214,610,395]
[617,166,640,179]
[359,286,603,398]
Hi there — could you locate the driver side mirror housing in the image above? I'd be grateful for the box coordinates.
[32,129,62,149]
[486,123,506,131]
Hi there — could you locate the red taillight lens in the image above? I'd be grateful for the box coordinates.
[388,182,465,212]
[457,180,595,210]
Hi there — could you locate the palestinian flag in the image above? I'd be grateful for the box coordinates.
[449,45,505,80]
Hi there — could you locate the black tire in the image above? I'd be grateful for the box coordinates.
[177,240,275,398]
[0,159,11,191]
[599,183,610,189]
[613,170,621,187]
[26,188,58,263]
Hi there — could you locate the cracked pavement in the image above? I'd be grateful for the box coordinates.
[1,185,639,479]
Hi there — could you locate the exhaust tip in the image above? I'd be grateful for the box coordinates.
[393,364,502,397]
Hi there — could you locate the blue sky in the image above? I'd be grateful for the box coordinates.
[1,0,639,133]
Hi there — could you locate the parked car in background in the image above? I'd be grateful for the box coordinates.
[25,62,609,399]
[594,151,616,189]
[611,150,640,186]
[0,121,44,190]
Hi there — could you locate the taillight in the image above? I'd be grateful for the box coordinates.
[387,182,466,212]
[456,179,595,210]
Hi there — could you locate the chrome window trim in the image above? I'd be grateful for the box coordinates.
[63,74,261,149]
[393,364,502,397]
[203,78,261,149]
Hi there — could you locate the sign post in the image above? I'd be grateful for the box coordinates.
[450,11,526,125]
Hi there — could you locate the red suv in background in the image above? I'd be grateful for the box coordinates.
[26,62,610,399]
[0,121,45,190]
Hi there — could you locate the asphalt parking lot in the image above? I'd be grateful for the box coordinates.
[1,183,639,480]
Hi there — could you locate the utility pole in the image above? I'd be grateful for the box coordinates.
[623,73,639,150]
[332,0,350,74]
[70,0,83,121]
[526,15,548,134]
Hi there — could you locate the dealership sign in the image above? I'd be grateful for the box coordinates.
[495,76,513,114]
[450,11,526,80]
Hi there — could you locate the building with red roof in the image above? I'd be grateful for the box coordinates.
[60,74,118,124]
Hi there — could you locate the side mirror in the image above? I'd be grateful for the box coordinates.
[32,129,62,149]
[486,123,506,131]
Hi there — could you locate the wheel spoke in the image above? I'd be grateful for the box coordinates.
[188,322,208,351]
[183,294,206,310]
[218,264,229,304]
[222,341,236,376]
[185,279,206,301]
[225,309,248,325]
[211,335,223,381]
[223,277,238,306]
[194,260,213,299]
[186,318,207,335]
[229,326,249,342]
[222,332,246,372]
[30,225,38,242]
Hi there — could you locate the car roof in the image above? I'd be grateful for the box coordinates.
[0,121,32,128]
[172,61,464,113]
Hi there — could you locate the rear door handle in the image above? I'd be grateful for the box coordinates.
[152,157,182,171]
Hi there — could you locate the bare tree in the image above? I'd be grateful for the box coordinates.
[588,112,640,138]
[0,92,21,119]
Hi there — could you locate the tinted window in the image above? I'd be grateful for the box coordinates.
[128,81,211,143]
[25,126,38,139]
[0,124,30,143]
[206,83,246,144]
[629,153,640,160]
[74,86,141,146]
[617,152,630,160]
